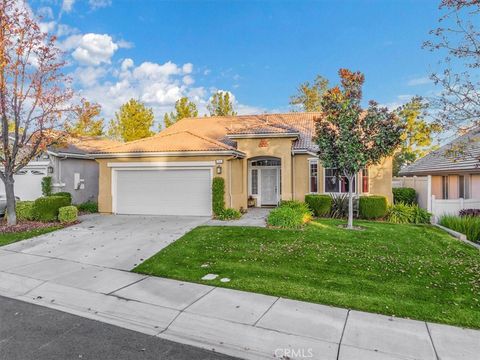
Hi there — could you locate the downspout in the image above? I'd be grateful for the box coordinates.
[291,150,295,201]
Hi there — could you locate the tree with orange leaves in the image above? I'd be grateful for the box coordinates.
[0,0,73,225]
[315,69,403,229]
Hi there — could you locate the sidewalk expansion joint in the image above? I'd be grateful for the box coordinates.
[425,322,440,360]
[106,276,148,295]
[253,296,279,327]
[336,309,350,360]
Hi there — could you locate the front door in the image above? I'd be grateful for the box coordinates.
[261,168,278,205]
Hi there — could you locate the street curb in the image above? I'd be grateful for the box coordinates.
[433,224,480,250]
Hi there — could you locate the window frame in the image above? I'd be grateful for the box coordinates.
[361,168,369,194]
[323,168,357,194]
[308,159,318,193]
[442,175,449,199]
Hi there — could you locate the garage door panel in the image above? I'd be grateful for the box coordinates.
[115,169,211,216]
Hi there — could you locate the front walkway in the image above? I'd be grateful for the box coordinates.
[208,208,271,227]
[0,215,478,360]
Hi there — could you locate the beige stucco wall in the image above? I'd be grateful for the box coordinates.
[368,157,393,203]
[96,144,394,213]
[432,175,443,199]
[96,155,231,213]
[472,175,480,198]
[234,137,297,207]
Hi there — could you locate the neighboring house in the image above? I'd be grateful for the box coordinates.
[0,136,119,204]
[399,127,480,216]
[91,113,393,216]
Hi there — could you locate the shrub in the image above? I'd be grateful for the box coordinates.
[76,201,98,213]
[459,209,480,217]
[386,203,415,224]
[330,193,358,219]
[58,205,78,223]
[412,205,431,224]
[32,196,71,222]
[212,177,225,216]
[392,187,416,205]
[305,194,332,217]
[51,191,72,204]
[387,203,431,224]
[15,201,34,221]
[267,201,312,229]
[439,215,480,243]
[359,195,388,219]
[216,208,242,221]
[41,176,52,197]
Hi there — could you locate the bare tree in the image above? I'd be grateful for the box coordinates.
[424,0,480,131]
[0,0,72,225]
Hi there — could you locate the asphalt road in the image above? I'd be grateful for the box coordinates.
[0,295,238,360]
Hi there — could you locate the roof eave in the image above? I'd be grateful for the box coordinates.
[90,150,246,159]
[226,132,300,139]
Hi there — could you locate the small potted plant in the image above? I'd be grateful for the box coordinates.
[247,196,256,208]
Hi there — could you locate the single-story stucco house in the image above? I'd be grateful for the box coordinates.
[91,112,393,216]
[0,136,119,204]
[398,127,480,216]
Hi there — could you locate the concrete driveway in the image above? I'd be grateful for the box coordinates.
[3,214,209,270]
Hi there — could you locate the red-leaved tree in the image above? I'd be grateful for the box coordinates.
[316,69,404,229]
[0,0,72,225]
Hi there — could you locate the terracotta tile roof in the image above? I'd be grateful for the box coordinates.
[92,112,322,156]
[399,127,480,175]
[49,136,121,155]
[96,131,238,154]
[160,112,322,152]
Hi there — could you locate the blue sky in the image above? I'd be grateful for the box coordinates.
[30,0,444,122]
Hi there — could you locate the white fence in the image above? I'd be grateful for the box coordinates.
[392,176,429,209]
[431,196,480,217]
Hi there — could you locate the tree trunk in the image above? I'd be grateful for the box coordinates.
[4,175,16,226]
[347,174,354,229]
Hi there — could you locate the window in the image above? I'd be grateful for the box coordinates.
[362,169,369,193]
[442,176,449,199]
[309,161,318,193]
[251,169,258,195]
[250,159,280,167]
[465,175,471,199]
[459,175,465,199]
[324,168,355,193]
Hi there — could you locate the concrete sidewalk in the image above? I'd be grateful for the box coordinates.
[0,246,478,360]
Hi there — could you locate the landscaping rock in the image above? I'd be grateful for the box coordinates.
[220,278,231,283]
[201,274,218,281]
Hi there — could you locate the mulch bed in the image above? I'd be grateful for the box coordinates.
[0,220,78,234]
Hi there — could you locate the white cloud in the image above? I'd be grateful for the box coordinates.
[182,63,193,74]
[62,0,75,13]
[71,33,119,66]
[120,58,134,72]
[37,6,53,19]
[407,76,432,86]
[73,66,107,87]
[182,75,194,85]
[132,61,181,79]
[39,20,56,34]
[89,0,112,9]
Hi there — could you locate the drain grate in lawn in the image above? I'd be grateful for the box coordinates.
[133,219,480,329]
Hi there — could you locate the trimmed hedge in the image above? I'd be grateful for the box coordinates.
[15,201,35,221]
[212,177,225,216]
[41,176,52,196]
[392,187,416,205]
[77,201,98,213]
[51,191,72,204]
[267,201,312,229]
[32,196,71,222]
[305,194,332,217]
[58,205,78,223]
[359,195,388,219]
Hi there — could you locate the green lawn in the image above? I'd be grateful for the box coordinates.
[133,219,480,329]
[0,226,61,247]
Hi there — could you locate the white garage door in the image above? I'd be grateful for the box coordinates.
[114,168,212,216]
[0,166,47,200]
